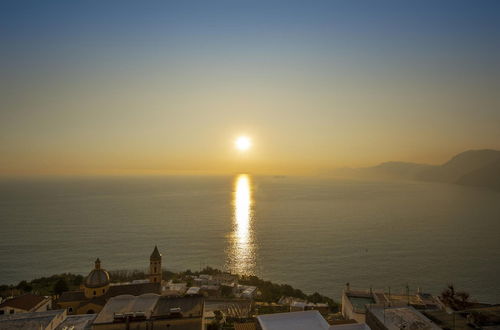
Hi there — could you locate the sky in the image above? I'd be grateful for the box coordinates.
[1,0,499,175]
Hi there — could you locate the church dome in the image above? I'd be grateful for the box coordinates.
[84,258,110,289]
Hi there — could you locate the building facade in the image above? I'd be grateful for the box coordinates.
[58,246,163,315]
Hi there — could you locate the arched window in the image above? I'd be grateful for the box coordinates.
[68,307,73,313]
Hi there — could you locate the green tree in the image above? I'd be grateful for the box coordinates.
[17,280,32,293]
[54,279,69,296]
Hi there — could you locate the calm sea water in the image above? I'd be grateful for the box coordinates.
[1,175,499,303]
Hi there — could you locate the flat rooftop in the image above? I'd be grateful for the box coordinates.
[0,309,66,329]
[152,295,204,318]
[55,314,97,330]
[93,293,160,325]
[257,310,330,330]
[368,306,441,330]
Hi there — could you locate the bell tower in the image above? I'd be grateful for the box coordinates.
[149,246,162,283]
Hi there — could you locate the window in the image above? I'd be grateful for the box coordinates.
[0,310,4,315]
[68,307,73,313]
[93,290,96,296]
[102,289,105,293]
[154,267,157,273]
[10,309,14,314]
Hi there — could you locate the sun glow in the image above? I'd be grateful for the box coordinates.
[235,136,252,151]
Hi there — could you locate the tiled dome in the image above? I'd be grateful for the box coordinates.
[84,258,110,289]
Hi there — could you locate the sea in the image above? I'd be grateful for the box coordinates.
[1,175,499,303]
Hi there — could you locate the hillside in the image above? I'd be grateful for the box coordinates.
[332,149,500,191]
[332,161,432,181]
[456,158,500,191]
[416,149,500,183]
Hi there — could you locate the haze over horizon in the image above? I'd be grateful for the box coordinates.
[1,0,500,176]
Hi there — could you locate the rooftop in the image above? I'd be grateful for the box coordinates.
[345,288,440,311]
[58,281,161,304]
[55,314,97,330]
[257,310,330,330]
[368,306,441,330]
[0,293,49,311]
[0,309,66,329]
[93,293,160,325]
[150,245,162,260]
[205,298,253,318]
[422,310,474,330]
[234,321,257,330]
[331,324,371,330]
[93,294,204,325]
[152,295,204,319]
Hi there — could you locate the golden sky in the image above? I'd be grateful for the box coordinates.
[1,1,499,176]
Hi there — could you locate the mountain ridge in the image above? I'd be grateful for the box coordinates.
[332,149,500,191]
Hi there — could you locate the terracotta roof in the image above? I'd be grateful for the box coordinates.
[77,296,107,309]
[58,290,86,303]
[0,294,48,311]
[234,322,257,330]
[107,282,161,297]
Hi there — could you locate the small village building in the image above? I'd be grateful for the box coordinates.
[365,305,441,330]
[290,301,329,314]
[186,287,201,295]
[0,293,52,315]
[342,284,440,323]
[204,298,253,322]
[91,293,204,330]
[200,285,221,297]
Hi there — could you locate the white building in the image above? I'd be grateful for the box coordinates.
[257,310,331,330]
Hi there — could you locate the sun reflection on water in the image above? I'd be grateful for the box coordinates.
[227,174,256,275]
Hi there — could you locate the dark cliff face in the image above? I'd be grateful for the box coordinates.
[415,149,500,183]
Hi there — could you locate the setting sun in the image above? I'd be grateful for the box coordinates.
[235,136,252,151]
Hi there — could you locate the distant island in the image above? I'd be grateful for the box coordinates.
[332,149,500,191]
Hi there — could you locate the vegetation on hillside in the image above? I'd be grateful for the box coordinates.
[1,266,337,311]
[0,273,83,297]
[439,284,473,310]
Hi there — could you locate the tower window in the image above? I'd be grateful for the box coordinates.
[93,290,96,296]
